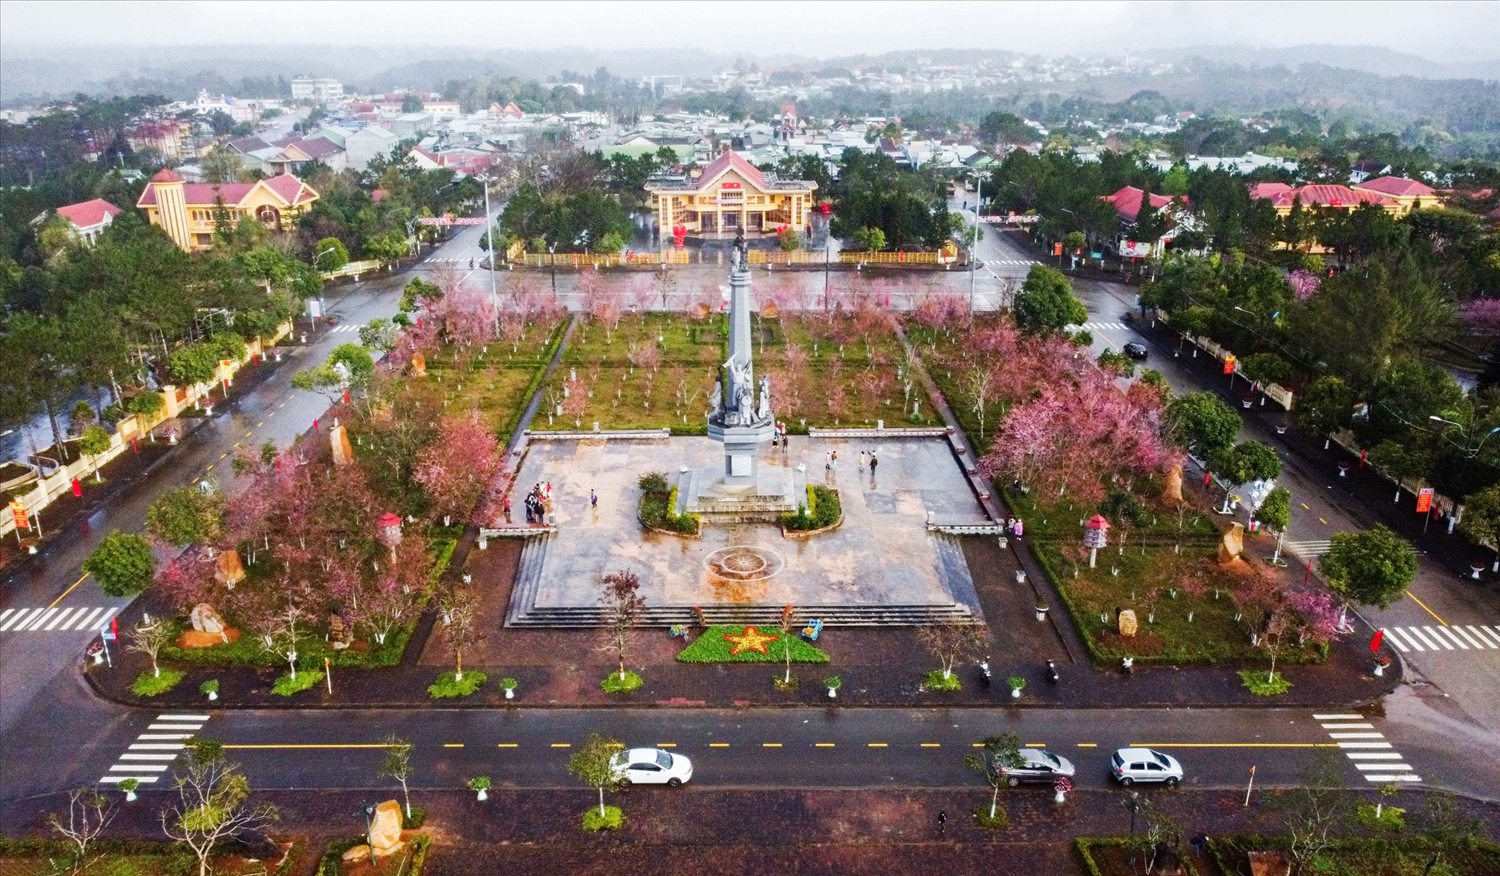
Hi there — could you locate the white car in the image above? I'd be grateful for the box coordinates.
[1110,748,1183,787]
[612,748,693,787]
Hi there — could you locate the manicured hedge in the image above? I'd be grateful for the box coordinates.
[1207,834,1500,876]
[637,472,700,535]
[782,484,840,531]
[677,625,830,664]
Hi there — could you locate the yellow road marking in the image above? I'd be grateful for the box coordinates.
[762,743,782,748]
[1025,743,1046,748]
[205,464,214,472]
[222,450,231,457]
[1130,743,1340,748]
[268,412,275,417]
[867,743,888,748]
[814,743,835,748]
[972,743,984,747]
[223,744,389,749]
[1319,517,1328,525]
[656,743,676,748]
[497,744,518,748]
[550,743,570,748]
[709,743,730,748]
[192,478,201,485]
[920,743,941,748]
[1076,743,1098,748]
[245,431,252,438]
[444,743,463,748]
[1301,503,1310,510]
[1405,590,1447,625]
[256,421,264,428]
[47,573,90,609]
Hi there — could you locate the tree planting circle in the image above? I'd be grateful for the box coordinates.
[705,546,784,582]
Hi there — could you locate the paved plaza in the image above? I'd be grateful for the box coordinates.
[506,436,988,622]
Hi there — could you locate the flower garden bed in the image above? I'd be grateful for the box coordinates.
[676,625,831,664]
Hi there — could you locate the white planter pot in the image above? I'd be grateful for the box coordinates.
[1035,609,1048,622]
[1054,791,1066,804]
[207,690,218,701]
[1015,570,1026,584]
[476,788,488,801]
[1373,664,1385,677]
[1010,687,1021,698]
[504,688,515,699]
[124,790,137,802]
[827,687,837,699]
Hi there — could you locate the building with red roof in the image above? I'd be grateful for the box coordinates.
[644,149,818,238]
[1249,182,1396,215]
[41,198,123,245]
[1351,176,1443,214]
[1101,186,1184,223]
[136,170,320,251]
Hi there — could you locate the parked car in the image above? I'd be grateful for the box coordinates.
[1110,747,1183,786]
[1123,342,1149,360]
[991,748,1076,786]
[612,748,693,787]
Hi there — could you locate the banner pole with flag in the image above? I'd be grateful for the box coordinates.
[1370,629,1385,652]
[1245,765,1255,806]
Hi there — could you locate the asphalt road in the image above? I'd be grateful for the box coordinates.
[63,705,1417,795]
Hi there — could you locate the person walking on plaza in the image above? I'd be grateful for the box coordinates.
[590,488,598,510]
[859,450,868,471]
[502,493,511,524]
[825,451,834,472]
[869,451,878,477]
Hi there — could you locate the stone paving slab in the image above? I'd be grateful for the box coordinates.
[509,436,988,612]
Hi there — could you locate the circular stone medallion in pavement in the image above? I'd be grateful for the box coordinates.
[703,545,785,603]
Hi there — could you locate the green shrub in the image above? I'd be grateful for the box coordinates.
[782,485,840,531]
[1239,669,1292,695]
[405,806,427,829]
[1357,803,1406,831]
[428,670,487,699]
[676,625,830,664]
[972,804,1009,830]
[922,669,961,692]
[637,472,700,534]
[582,805,624,832]
[271,670,324,696]
[131,669,185,697]
[600,670,643,693]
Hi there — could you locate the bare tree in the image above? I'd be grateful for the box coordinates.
[161,738,278,876]
[1280,748,1348,873]
[128,617,173,678]
[255,605,308,681]
[1127,796,1183,876]
[598,570,645,681]
[962,363,997,442]
[917,620,986,681]
[48,788,116,875]
[379,734,415,819]
[439,587,480,681]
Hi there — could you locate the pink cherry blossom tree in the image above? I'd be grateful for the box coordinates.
[414,410,503,525]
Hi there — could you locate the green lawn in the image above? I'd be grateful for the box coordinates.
[677,624,831,663]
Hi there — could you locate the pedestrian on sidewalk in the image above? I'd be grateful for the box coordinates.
[1012,517,1023,539]
[1190,834,1208,856]
[830,450,838,472]
[859,450,868,470]
[503,494,511,524]
[937,809,947,836]
[825,451,833,472]
[590,488,598,510]
[869,451,878,477]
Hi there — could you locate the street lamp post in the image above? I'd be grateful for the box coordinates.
[482,175,499,336]
[549,242,557,297]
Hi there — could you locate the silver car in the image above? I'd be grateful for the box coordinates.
[611,748,694,787]
[1110,747,1183,786]
[992,748,1076,786]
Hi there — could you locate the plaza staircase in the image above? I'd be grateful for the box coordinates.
[503,531,984,628]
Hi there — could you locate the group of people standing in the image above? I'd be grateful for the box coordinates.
[522,482,552,524]
[824,449,880,477]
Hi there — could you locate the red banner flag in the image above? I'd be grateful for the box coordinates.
[1416,488,1434,514]
[1370,629,1385,651]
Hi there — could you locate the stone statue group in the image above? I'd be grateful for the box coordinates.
[710,361,771,427]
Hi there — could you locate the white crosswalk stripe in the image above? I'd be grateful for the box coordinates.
[1315,711,1419,783]
[1283,539,1332,558]
[0,606,118,634]
[327,324,367,334]
[991,259,1040,265]
[1382,625,1500,653]
[424,256,468,263]
[101,714,209,785]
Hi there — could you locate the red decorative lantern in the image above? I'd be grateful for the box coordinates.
[376,512,403,548]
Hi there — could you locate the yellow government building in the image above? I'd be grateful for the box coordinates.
[137,168,320,251]
[646,150,817,239]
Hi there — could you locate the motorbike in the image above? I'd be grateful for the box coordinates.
[1045,660,1059,683]
[978,658,992,687]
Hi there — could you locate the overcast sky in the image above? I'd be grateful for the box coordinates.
[3,0,1498,61]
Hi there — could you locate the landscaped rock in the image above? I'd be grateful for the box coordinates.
[190,603,227,636]
[213,550,244,588]
[330,425,354,467]
[1247,850,1290,876]
[1218,522,1245,566]
[410,352,426,376]
[1163,464,1183,502]
[341,844,372,862]
[1117,609,1138,637]
[177,627,238,648]
[369,800,404,856]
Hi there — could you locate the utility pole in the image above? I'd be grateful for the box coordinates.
[969,173,982,315]
[483,175,499,336]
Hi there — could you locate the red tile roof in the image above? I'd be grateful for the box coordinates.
[1354,176,1437,198]
[151,168,183,183]
[262,173,309,204]
[55,198,121,229]
[1250,183,1390,210]
[137,174,313,209]
[696,150,767,191]
[1102,186,1183,222]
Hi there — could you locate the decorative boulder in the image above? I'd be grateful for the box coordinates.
[410,352,427,377]
[369,800,404,856]
[190,603,227,635]
[1163,464,1183,502]
[213,550,245,589]
[1117,609,1138,638]
[760,301,779,318]
[1218,522,1246,566]
[329,614,352,650]
[331,425,354,467]
[342,845,372,863]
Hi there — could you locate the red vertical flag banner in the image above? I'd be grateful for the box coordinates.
[1370,629,1385,651]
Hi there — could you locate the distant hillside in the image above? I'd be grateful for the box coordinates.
[1151,44,1500,82]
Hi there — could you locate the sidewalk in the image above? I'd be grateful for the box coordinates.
[3,786,1496,876]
